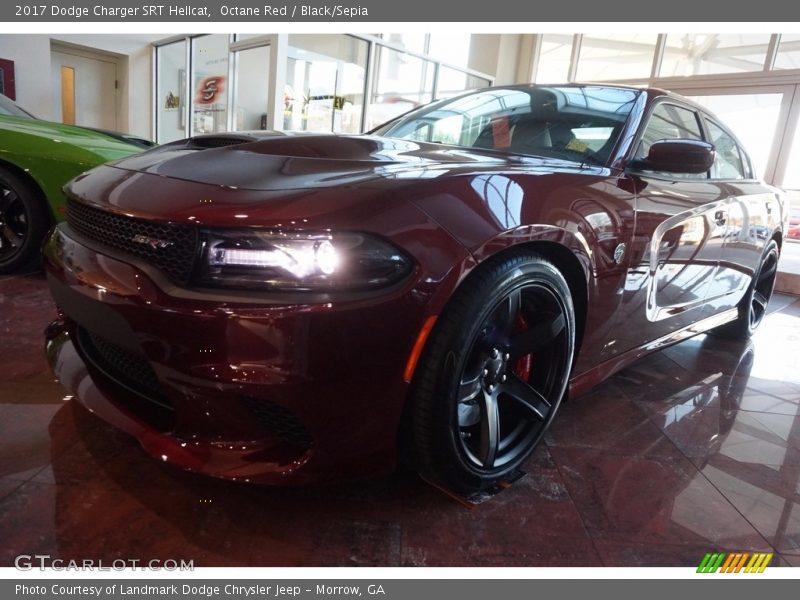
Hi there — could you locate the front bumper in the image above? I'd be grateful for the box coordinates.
[43,224,430,484]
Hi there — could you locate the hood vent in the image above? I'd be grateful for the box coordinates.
[185,135,257,149]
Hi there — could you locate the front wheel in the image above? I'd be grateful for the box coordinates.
[410,251,575,493]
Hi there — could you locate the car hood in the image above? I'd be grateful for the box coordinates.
[0,114,141,158]
[106,131,581,191]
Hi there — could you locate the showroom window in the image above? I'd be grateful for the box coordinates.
[378,33,473,69]
[285,35,368,134]
[428,34,472,69]
[533,34,573,83]
[154,34,492,142]
[576,34,658,81]
[782,123,800,191]
[367,45,435,130]
[659,34,773,76]
[436,67,492,99]
[774,34,800,70]
[379,33,428,55]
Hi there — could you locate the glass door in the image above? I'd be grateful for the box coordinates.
[231,44,270,131]
[191,34,230,136]
[156,39,187,143]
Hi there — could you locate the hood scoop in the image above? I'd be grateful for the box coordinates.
[187,135,255,149]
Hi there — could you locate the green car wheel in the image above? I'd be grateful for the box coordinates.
[0,167,49,273]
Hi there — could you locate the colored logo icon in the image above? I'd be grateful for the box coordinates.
[697,552,772,573]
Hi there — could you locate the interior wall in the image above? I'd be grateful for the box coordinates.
[467,34,522,84]
[495,34,523,85]
[0,34,155,138]
[0,36,54,119]
[122,45,152,139]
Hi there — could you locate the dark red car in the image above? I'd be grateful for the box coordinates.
[43,85,786,493]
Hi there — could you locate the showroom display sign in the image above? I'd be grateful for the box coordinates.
[3,0,800,21]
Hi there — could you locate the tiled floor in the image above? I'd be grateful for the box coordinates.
[1,271,799,567]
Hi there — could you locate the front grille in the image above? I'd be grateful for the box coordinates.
[66,199,198,284]
[242,396,313,450]
[75,326,171,410]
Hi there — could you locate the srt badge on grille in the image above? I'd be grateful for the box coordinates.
[131,234,174,250]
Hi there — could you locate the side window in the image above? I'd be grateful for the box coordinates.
[705,119,746,180]
[636,103,704,157]
[635,103,706,179]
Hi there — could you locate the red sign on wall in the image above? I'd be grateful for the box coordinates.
[194,76,225,105]
[0,58,16,100]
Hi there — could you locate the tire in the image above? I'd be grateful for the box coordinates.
[410,250,576,493]
[0,167,50,274]
[712,240,779,340]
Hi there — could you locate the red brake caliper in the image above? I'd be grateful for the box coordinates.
[514,312,533,381]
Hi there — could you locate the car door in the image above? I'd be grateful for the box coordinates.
[701,116,774,315]
[612,101,729,356]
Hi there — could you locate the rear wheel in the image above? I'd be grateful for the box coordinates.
[410,251,575,493]
[713,239,779,340]
[0,168,49,274]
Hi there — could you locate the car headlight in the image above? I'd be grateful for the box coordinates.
[195,229,412,292]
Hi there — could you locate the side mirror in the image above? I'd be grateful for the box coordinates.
[628,139,715,175]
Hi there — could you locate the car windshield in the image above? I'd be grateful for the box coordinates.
[0,93,34,118]
[372,86,640,166]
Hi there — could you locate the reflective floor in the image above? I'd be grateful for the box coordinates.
[1,271,799,567]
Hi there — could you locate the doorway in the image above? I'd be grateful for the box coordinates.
[51,47,119,130]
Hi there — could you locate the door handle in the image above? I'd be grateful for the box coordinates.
[714,210,727,226]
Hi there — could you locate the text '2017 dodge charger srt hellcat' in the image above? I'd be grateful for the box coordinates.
[43,85,786,494]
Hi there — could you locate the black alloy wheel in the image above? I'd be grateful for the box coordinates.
[455,282,570,470]
[411,251,575,493]
[0,182,26,259]
[0,168,49,273]
[713,239,779,340]
[748,243,779,331]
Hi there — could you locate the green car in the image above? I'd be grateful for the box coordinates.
[0,93,149,272]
